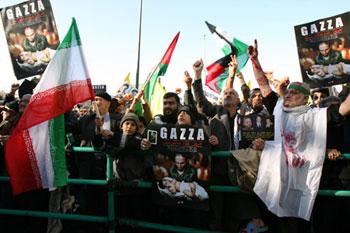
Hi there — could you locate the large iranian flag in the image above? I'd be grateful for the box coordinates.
[5,18,94,195]
[144,32,180,116]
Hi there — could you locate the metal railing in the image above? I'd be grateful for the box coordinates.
[0,148,349,233]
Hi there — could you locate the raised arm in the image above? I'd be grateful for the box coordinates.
[183,71,197,110]
[236,72,250,102]
[126,90,152,124]
[192,59,216,117]
[271,77,290,99]
[248,40,273,97]
[126,90,144,114]
[225,54,238,89]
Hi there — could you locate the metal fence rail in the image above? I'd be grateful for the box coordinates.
[0,148,349,233]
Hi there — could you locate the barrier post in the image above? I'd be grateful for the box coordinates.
[106,152,116,233]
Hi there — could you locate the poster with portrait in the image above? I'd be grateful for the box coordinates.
[116,83,132,96]
[146,123,211,210]
[239,115,274,148]
[1,0,60,80]
[295,12,350,88]
[114,83,140,114]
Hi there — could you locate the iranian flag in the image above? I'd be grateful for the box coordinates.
[205,21,249,94]
[5,18,94,195]
[144,32,180,116]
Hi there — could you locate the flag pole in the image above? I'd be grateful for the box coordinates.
[142,63,159,90]
[205,21,235,54]
[135,0,143,89]
[214,30,235,55]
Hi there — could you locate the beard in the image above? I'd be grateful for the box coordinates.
[253,104,263,112]
[163,110,178,124]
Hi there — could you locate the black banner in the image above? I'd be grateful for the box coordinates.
[295,12,350,88]
[147,123,211,210]
[1,0,60,80]
[239,115,274,148]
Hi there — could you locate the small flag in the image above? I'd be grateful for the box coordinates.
[124,72,131,84]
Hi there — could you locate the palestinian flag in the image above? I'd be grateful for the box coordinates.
[5,18,94,195]
[144,32,180,116]
[205,21,249,94]
[206,54,231,93]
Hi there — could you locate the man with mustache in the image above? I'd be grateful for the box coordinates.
[153,92,181,125]
[192,58,265,232]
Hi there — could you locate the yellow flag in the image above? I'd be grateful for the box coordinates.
[150,80,166,117]
[247,80,252,89]
[124,72,131,84]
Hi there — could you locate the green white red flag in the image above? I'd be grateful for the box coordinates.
[144,32,180,116]
[5,18,94,195]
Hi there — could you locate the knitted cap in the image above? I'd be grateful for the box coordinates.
[178,105,195,124]
[95,92,112,102]
[287,82,310,96]
[120,112,140,129]
[311,87,329,97]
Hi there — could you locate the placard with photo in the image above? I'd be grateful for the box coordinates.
[295,12,350,88]
[146,123,211,210]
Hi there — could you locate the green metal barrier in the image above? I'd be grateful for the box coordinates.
[106,152,115,233]
[1,148,350,233]
[0,147,115,233]
[124,181,350,197]
[211,150,350,159]
[118,218,225,233]
[0,209,108,223]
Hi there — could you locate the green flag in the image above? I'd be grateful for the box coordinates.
[144,32,180,110]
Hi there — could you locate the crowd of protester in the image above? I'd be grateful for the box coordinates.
[1,40,350,233]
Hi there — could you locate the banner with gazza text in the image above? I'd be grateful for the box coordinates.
[146,123,211,210]
[295,12,350,88]
[1,0,59,80]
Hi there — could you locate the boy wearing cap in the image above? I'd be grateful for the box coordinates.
[177,105,195,126]
[110,112,153,222]
[310,87,329,108]
[113,112,151,181]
